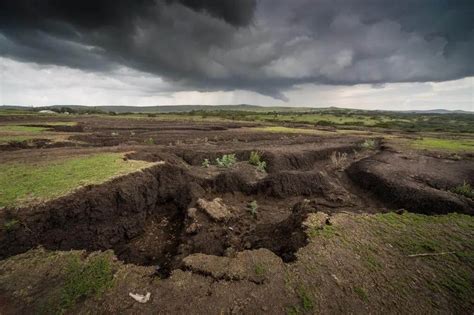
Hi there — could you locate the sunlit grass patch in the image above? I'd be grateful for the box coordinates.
[0,135,37,143]
[0,153,152,207]
[410,137,474,152]
[0,125,49,133]
[59,255,114,312]
[252,126,333,135]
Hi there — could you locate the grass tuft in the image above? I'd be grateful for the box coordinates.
[59,255,114,312]
[354,286,369,302]
[216,154,237,168]
[450,181,473,199]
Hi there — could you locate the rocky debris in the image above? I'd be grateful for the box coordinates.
[183,248,284,284]
[303,212,330,230]
[196,198,232,221]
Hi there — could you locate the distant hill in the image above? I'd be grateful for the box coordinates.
[1,104,472,114]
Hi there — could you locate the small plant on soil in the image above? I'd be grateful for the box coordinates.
[216,154,237,168]
[254,263,266,276]
[247,200,258,218]
[450,181,473,199]
[354,286,369,302]
[256,160,267,172]
[202,158,210,168]
[144,137,155,145]
[59,255,114,312]
[330,151,348,169]
[360,139,376,149]
[249,151,262,165]
[289,287,313,312]
[249,151,267,172]
[4,219,19,232]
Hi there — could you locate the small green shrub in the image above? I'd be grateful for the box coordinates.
[249,151,262,165]
[216,154,237,168]
[202,158,210,168]
[450,181,473,199]
[4,219,19,232]
[144,137,155,145]
[249,151,266,172]
[256,160,267,172]
[360,139,376,149]
[248,200,258,217]
[60,255,114,312]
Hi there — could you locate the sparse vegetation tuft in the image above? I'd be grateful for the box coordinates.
[330,151,348,169]
[354,286,369,302]
[359,139,376,149]
[254,263,266,276]
[249,151,267,172]
[59,255,114,312]
[216,154,237,168]
[202,158,210,168]
[247,200,258,218]
[144,137,155,145]
[450,181,473,199]
[4,219,20,232]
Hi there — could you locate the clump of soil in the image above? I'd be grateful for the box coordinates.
[347,151,474,214]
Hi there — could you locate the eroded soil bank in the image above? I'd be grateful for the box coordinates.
[0,133,473,314]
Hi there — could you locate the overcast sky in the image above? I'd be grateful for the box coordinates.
[1,0,473,111]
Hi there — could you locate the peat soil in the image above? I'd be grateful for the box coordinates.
[0,118,473,313]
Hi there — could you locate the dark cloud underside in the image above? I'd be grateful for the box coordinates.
[1,0,473,99]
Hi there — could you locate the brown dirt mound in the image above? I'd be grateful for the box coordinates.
[347,151,474,214]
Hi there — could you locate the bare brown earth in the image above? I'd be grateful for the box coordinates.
[0,115,473,314]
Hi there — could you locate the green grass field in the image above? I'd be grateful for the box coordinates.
[0,125,49,133]
[0,153,151,207]
[411,137,474,152]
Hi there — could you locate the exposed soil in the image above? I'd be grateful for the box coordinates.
[0,117,473,314]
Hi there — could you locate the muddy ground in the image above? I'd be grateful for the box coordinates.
[0,115,473,314]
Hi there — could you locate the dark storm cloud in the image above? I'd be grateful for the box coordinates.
[1,0,473,99]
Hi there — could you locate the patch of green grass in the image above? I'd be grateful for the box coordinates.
[254,263,266,276]
[0,153,151,207]
[411,137,474,152]
[370,212,472,255]
[0,135,35,143]
[59,255,114,312]
[253,126,330,135]
[437,270,472,303]
[0,125,49,133]
[354,286,369,302]
[450,181,473,199]
[307,224,338,239]
[41,122,77,126]
[298,287,314,311]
